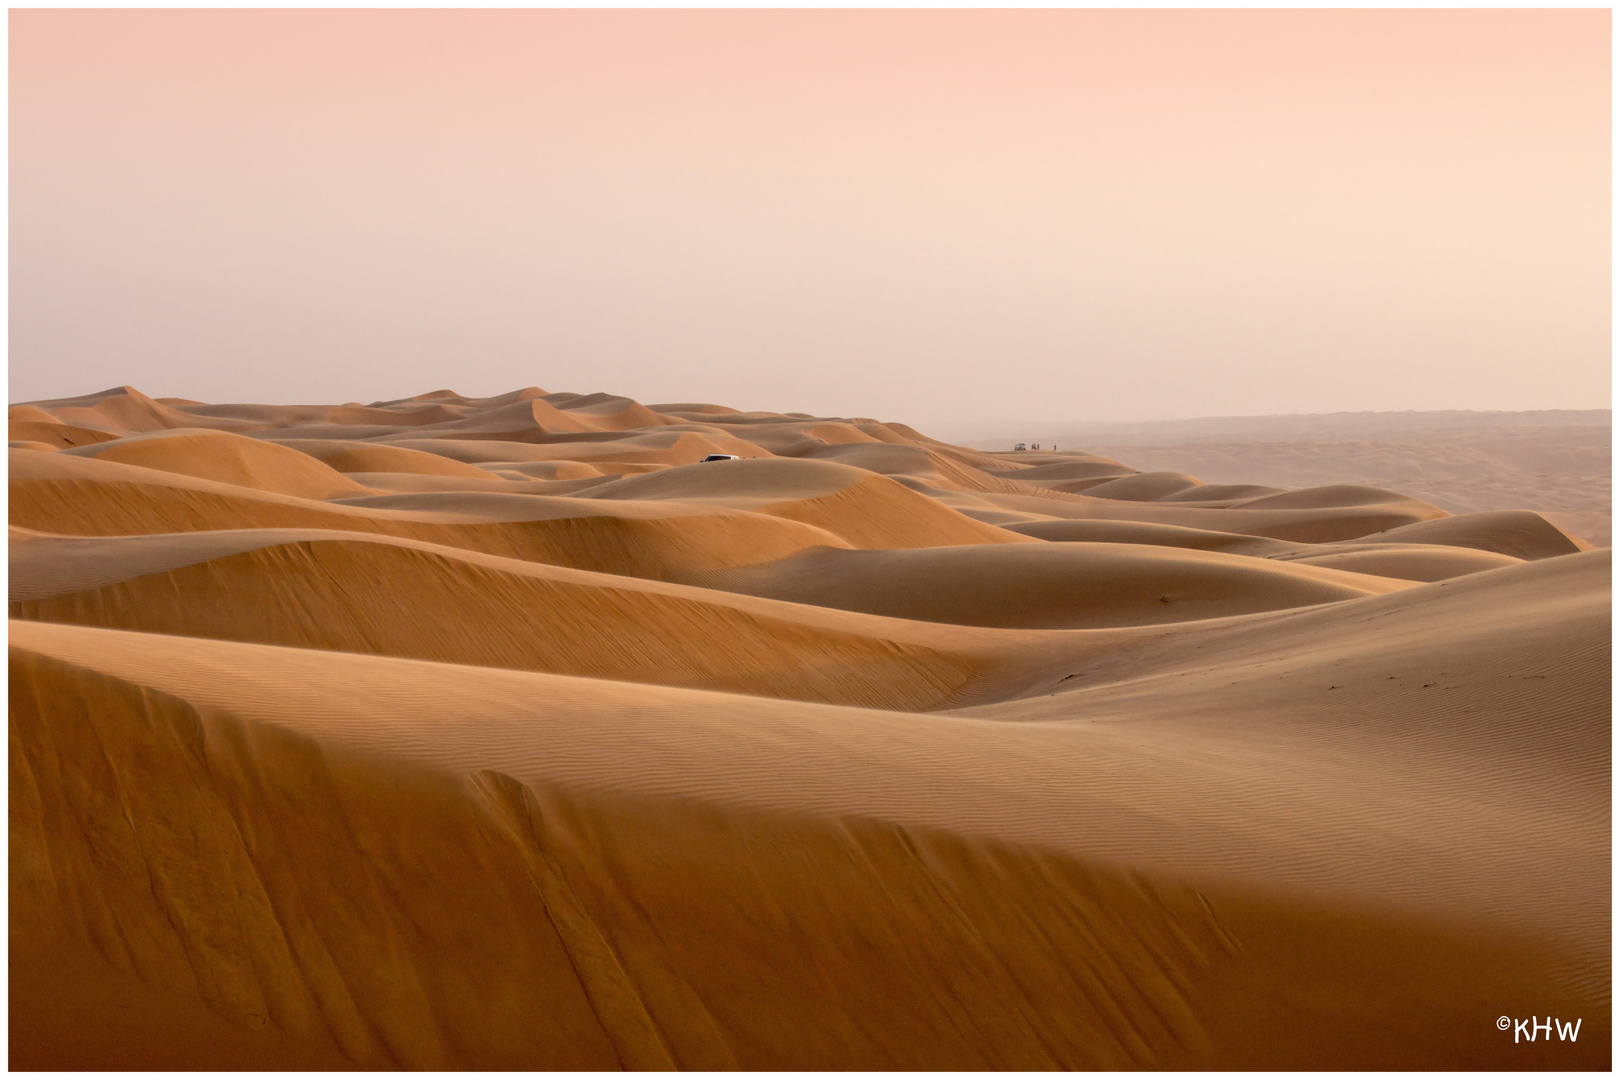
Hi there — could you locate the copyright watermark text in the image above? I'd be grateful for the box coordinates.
[1497,1015,1581,1043]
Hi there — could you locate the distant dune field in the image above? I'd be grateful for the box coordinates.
[956,410,1612,548]
[9,386,1610,1069]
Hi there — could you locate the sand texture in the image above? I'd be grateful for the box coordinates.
[10,386,1610,1069]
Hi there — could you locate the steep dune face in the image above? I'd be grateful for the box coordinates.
[9,386,1609,1070]
[10,643,1243,1068]
[10,532,1008,711]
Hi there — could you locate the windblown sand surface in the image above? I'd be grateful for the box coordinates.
[9,386,1610,1069]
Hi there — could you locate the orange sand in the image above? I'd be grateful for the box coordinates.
[9,385,1610,1069]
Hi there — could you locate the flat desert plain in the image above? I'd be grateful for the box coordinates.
[9,386,1610,1069]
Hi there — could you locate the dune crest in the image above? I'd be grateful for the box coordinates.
[9,386,1609,1069]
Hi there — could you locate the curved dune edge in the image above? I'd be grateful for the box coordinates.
[1287,544,1522,582]
[10,533,1004,711]
[65,429,377,501]
[10,418,123,449]
[9,450,862,580]
[1366,510,1590,560]
[11,609,1608,1069]
[582,457,1031,549]
[1001,519,1527,583]
[706,542,1414,629]
[289,440,506,479]
[10,648,1236,1068]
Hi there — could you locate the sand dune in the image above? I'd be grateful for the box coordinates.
[10,417,124,450]
[1285,543,1522,582]
[973,489,1448,544]
[9,449,855,581]
[705,542,1412,628]
[1365,509,1591,559]
[582,457,1030,550]
[1006,516,1295,553]
[63,429,376,501]
[1002,519,1525,582]
[27,385,261,434]
[9,386,1609,1069]
[280,439,504,478]
[10,529,1033,710]
[967,410,1612,547]
[1078,470,1207,501]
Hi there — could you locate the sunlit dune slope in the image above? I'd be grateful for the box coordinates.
[10,550,1608,1068]
[11,640,1243,1069]
[62,429,377,500]
[9,384,1609,1070]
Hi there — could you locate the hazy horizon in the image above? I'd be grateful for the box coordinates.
[11,10,1611,426]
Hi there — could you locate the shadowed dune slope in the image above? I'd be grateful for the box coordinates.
[332,471,601,495]
[954,489,1447,543]
[9,450,854,582]
[1002,519,1523,582]
[982,458,1136,484]
[1080,471,1207,501]
[798,441,1023,494]
[706,542,1411,629]
[280,440,504,479]
[10,419,123,449]
[583,457,1030,549]
[365,437,618,465]
[1005,517,1298,554]
[10,530,1021,711]
[1286,544,1522,582]
[1230,482,1431,510]
[1364,509,1590,559]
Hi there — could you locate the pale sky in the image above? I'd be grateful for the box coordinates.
[9,10,1611,427]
